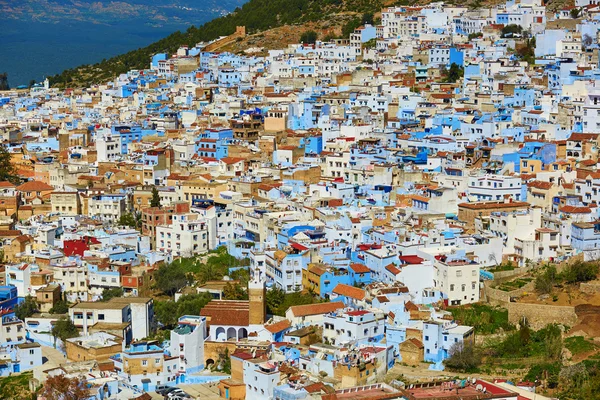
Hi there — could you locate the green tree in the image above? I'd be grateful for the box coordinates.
[468,32,483,40]
[362,12,374,25]
[154,293,212,328]
[265,288,319,316]
[570,8,581,19]
[150,187,161,208]
[218,348,232,374]
[342,17,362,38]
[444,342,481,372]
[444,63,464,83]
[52,316,79,342]
[363,38,377,49]
[223,282,248,300]
[300,30,318,44]
[101,287,124,302]
[49,299,69,314]
[501,24,523,37]
[14,296,38,320]
[562,260,599,284]
[154,300,178,327]
[176,293,212,318]
[535,264,558,294]
[230,267,250,286]
[0,145,20,184]
[118,212,138,228]
[154,263,189,296]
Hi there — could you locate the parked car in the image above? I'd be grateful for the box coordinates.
[167,389,186,399]
[155,385,171,394]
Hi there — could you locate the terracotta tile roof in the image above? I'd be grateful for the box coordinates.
[349,263,371,273]
[458,201,529,210]
[0,181,16,188]
[568,133,599,141]
[16,181,54,192]
[404,301,419,311]
[220,157,245,165]
[385,264,401,275]
[288,301,344,317]
[200,300,249,326]
[0,230,23,237]
[332,283,366,300]
[375,295,390,303]
[560,205,591,213]
[527,180,554,190]
[265,319,291,334]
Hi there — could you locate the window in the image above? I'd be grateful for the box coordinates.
[142,360,148,366]
[98,314,105,320]
[155,358,161,364]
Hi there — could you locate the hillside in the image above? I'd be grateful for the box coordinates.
[47,0,385,88]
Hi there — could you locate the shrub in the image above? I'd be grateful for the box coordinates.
[300,30,318,44]
[562,261,599,284]
[444,342,481,372]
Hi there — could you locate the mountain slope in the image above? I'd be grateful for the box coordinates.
[47,0,384,87]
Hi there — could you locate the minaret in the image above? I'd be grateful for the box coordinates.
[248,268,266,325]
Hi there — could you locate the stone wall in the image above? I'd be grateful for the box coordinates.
[491,266,533,281]
[580,280,600,294]
[507,303,578,330]
[483,280,535,305]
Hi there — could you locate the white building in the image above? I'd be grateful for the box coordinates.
[432,252,480,306]
[156,212,215,257]
[322,310,385,346]
[467,174,522,201]
[168,316,206,375]
[243,359,281,400]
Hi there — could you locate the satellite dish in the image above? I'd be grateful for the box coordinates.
[472,378,477,384]
[476,384,483,391]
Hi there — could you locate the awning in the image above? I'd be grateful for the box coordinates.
[290,242,309,251]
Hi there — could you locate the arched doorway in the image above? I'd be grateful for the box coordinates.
[227,327,237,340]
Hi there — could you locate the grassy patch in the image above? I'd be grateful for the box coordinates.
[488,263,516,273]
[496,277,533,292]
[449,304,514,334]
[0,371,35,400]
[565,336,598,355]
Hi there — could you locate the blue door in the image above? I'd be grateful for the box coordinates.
[13,364,20,373]
[142,381,149,392]
[225,388,230,399]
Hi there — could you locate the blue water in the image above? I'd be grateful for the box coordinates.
[0,19,194,87]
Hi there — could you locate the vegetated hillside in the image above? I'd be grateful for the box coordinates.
[48,0,384,88]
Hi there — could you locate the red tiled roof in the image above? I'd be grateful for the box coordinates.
[560,205,591,213]
[527,180,554,190]
[332,283,366,300]
[16,181,54,192]
[349,263,371,273]
[200,300,249,326]
[265,319,291,334]
[288,301,344,317]
[399,255,424,265]
[220,157,245,165]
[385,264,401,275]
